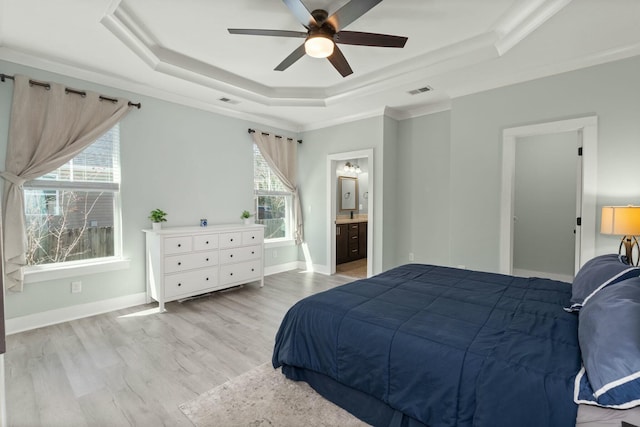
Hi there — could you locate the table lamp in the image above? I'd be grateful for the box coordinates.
[601,205,640,265]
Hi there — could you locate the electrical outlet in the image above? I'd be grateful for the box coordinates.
[71,281,82,293]
[409,253,414,262]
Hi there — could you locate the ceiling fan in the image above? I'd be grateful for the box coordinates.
[228,0,408,77]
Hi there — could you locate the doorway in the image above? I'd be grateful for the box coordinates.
[512,131,578,282]
[327,149,374,278]
[500,116,598,278]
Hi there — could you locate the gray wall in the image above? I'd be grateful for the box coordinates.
[392,55,640,273]
[2,53,640,321]
[513,132,578,276]
[0,59,298,319]
[396,110,452,267]
[298,117,386,273]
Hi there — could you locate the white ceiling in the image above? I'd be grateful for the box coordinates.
[0,0,639,131]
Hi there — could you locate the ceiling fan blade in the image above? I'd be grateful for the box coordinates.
[335,31,407,48]
[327,45,353,77]
[228,29,307,38]
[327,0,383,32]
[275,44,307,71]
[282,0,316,28]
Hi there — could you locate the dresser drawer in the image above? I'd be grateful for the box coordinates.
[164,236,192,255]
[164,251,219,274]
[164,267,219,298]
[193,234,219,251]
[220,260,261,285]
[219,232,242,248]
[242,230,263,245]
[219,245,261,264]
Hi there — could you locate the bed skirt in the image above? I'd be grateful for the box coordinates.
[282,364,427,427]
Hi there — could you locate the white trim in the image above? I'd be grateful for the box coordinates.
[327,149,374,279]
[511,268,573,284]
[264,261,300,276]
[5,292,146,335]
[574,366,640,409]
[264,239,295,249]
[500,116,598,275]
[24,257,130,284]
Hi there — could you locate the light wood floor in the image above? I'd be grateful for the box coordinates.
[4,270,352,427]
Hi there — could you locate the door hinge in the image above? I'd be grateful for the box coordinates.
[577,217,582,226]
[578,147,583,156]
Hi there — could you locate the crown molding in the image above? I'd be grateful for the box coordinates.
[493,0,572,56]
[0,46,301,132]
[99,0,569,109]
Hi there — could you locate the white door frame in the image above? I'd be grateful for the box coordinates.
[327,149,374,277]
[499,116,598,275]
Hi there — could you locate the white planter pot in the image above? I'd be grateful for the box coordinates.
[243,218,253,225]
[152,222,162,231]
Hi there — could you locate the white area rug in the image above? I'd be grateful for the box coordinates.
[179,362,370,426]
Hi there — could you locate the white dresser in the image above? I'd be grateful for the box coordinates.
[144,224,265,311]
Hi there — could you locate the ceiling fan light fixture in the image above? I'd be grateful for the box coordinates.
[305,34,334,58]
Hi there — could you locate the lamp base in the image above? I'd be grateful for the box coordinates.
[618,235,640,266]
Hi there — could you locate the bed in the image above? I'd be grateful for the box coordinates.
[272,261,640,427]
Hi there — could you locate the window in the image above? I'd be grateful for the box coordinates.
[23,125,121,266]
[253,144,293,241]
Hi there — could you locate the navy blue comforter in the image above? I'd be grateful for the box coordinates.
[272,264,581,426]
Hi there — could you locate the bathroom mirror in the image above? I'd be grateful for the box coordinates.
[339,176,358,211]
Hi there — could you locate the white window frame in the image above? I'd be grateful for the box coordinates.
[22,126,129,283]
[253,144,294,245]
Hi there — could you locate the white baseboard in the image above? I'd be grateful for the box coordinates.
[512,268,574,283]
[7,262,332,335]
[6,292,147,335]
[264,261,301,276]
[264,261,332,276]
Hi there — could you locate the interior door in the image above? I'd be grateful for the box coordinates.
[512,131,579,280]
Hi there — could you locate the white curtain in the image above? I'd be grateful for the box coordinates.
[1,75,133,291]
[251,131,304,245]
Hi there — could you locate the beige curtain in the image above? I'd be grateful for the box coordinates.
[1,75,133,291]
[251,131,304,245]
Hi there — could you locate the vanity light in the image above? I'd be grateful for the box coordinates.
[343,161,361,174]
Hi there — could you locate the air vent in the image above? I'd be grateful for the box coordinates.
[219,97,239,104]
[408,86,433,95]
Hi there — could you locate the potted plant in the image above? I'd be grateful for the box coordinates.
[149,208,167,230]
[241,210,253,225]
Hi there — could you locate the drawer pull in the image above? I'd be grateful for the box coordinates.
[178,262,182,266]
[178,244,182,248]
[230,254,233,258]
[251,251,255,254]
[178,283,182,287]
[230,273,233,276]
[252,236,255,239]
[206,277,209,281]
[206,241,209,244]
[230,238,234,242]
[206,258,209,261]
[251,268,255,272]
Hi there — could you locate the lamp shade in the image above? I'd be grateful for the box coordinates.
[601,206,640,235]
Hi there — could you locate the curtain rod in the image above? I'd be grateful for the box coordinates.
[0,73,142,109]
[248,128,302,144]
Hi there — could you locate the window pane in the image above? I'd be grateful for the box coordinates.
[256,195,287,239]
[25,189,115,265]
[40,127,120,183]
[253,145,286,192]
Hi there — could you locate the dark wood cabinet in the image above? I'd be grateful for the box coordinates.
[336,224,350,264]
[336,221,367,265]
[358,221,367,259]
